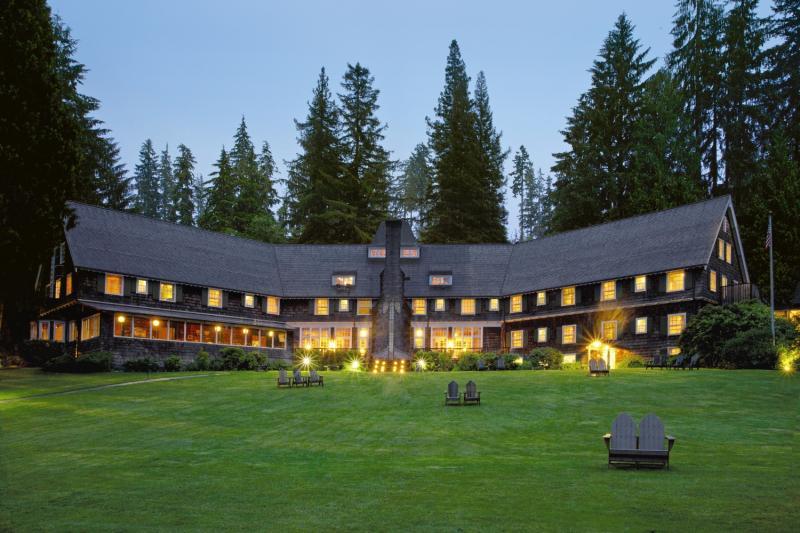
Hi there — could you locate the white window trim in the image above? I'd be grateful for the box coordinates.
[601,320,618,341]
[332,274,356,287]
[314,298,329,316]
[561,287,575,306]
[435,298,446,312]
[243,293,256,308]
[357,299,372,316]
[635,317,648,335]
[536,292,546,306]
[601,281,616,301]
[104,273,123,296]
[136,278,149,295]
[510,294,523,313]
[206,288,223,308]
[460,299,476,316]
[666,270,685,293]
[537,327,547,343]
[667,313,687,336]
[709,269,717,293]
[489,298,499,312]
[511,329,524,349]
[412,299,427,315]
[159,282,176,302]
[562,324,577,344]
[634,275,647,293]
[266,296,280,315]
[339,298,350,312]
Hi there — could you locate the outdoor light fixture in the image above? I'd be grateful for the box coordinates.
[328,340,337,350]
[589,339,603,350]
[242,328,249,334]
[302,356,311,368]
[304,342,311,350]
[215,325,222,332]
[268,330,274,337]
[416,358,426,370]
[152,319,160,327]
[350,359,360,371]
[117,315,126,323]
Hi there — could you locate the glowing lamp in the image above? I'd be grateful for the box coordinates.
[350,359,360,370]
[446,340,454,349]
[117,315,126,323]
[242,328,249,334]
[304,343,311,350]
[152,319,160,327]
[416,358,426,370]
[328,340,337,350]
[359,328,368,338]
[301,356,311,367]
[268,330,274,337]
[589,340,603,350]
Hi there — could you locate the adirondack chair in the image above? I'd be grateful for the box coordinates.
[687,354,701,370]
[495,357,506,370]
[603,413,676,469]
[637,414,675,469]
[308,369,324,386]
[669,354,686,370]
[645,354,662,370]
[589,358,609,376]
[603,413,638,467]
[292,369,307,387]
[277,368,291,388]
[444,381,460,406]
[463,380,480,405]
[476,359,487,371]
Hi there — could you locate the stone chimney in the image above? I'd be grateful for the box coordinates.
[372,220,410,360]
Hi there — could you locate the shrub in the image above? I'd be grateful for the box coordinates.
[163,355,182,372]
[720,328,778,369]
[195,350,211,370]
[616,354,645,368]
[412,351,454,371]
[219,347,265,370]
[528,348,564,369]
[778,344,800,372]
[265,359,291,370]
[44,351,112,373]
[454,352,481,371]
[19,340,64,367]
[123,357,160,372]
[562,362,583,371]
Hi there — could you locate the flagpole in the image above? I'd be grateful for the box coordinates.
[769,213,775,346]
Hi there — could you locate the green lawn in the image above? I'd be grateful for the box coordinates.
[1,368,797,531]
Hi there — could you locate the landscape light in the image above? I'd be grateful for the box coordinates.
[350,359,360,371]
[328,340,336,350]
[302,356,311,368]
[416,358,426,370]
[589,339,603,350]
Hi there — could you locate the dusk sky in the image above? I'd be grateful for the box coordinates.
[48,0,771,232]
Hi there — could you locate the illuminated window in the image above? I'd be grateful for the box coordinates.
[54,278,61,299]
[668,347,681,356]
[105,273,123,296]
[39,321,50,341]
[300,327,330,349]
[332,274,355,286]
[434,298,445,311]
[722,218,730,233]
[414,327,425,349]
[267,296,280,315]
[412,299,426,315]
[668,313,686,336]
[53,321,64,342]
[431,328,449,350]
[666,270,685,292]
[452,326,482,350]
[721,275,728,287]
[489,298,499,311]
[561,286,575,306]
[151,318,168,340]
[159,282,175,302]
[244,293,255,308]
[114,313,132,337]
[536,291,546,306]
[537,327,547,343]
[69,321,77,342]
[601,280,616,301]
[601,320,618,341]
[725,242,732,263]
[368,247,386,258]
[81,314,100,340]
[634,275,646,293]
[65,273,73,295]
[30,321,37,340]
[461,299,476,315]
[709,270,717,292]
[339,298,350,312]
[563,353,577,364]
[335,328,352,349]
[635,317,648,335]
[314,298,329,315]
[357,328,369,351]
[401,247,420,258]
[429,274,453,286]
[562,324,576,344]
[511,330,523,348]
[511,294,523,313]
[357,299,372,315]
[136,279,148,294]
[207,288,222,307]
[718,238,725,259]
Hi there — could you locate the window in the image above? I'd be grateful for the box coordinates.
[81,314,100,340]
[357,328,369,352]
[635,317,648,335]
[511,294,523,313]
[133,316,150,338]
[54,278,61,299]
[216,326,232,345]
[722,217,730,233]
[53,322,64,342]
[186,323,201,342]
[244,293,255,308]
[136,279,148,294]
[562,324,576,344]
[412,298,426,315]
[429,274,453,286]
[368,247,386,258]
[489,298,499,311]
[461,299,476,315]
[721,275,729,287]
[511,330,523,349]
[114,313,132,337]
[668,313,686,336]
[332,274,355,286]
[339,298,350,312]
[563,353,577,364]
[668,347,681,356]
[230,327,246,347]
[536,291,546,306]
[201,325,215,344]
[601,280,616,301]
[30,321,37,340]
[357,299,372,315]
[401,247,419,258]
[334,328,352,349]
[169,321,185,342]
[709,270,717,292]
[39,321,50,341]
[413,327,425,349]
[601,320,618,341]
[159,282,175,302]
[151,318,168,340]
[267,296,280,315]
[537,327,547,343]
[434,298,445,312]
[561,286,575,306]
[718,238,725,259]
[65,273,73,295]
[725,242,732,264]
[314,298,329,315]
[207,288,222,308]
[634,275,646,293]
[68,321,77,342]
[666,270,685,292]
[105,273,123,296]
[300,327,330,349]
[452,326,482,351]
[431,328,449,350]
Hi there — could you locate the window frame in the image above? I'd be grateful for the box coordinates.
[562,324,577,344]
[413,327,425,349]
[54,278,62,299]
[667,313,686,336]
[718,238,725,259]
[338,298,350,312]
[412,298,427,315]
[709,269,717,293]
[428,274,453,287]
[357,299,372,316]
[159,282,176,302]
[80,313,101,340]
[460,298,476,316]
[537,327,547,343]
[314,298,329,316]
[511,329,524,349]
[510,294,523,313]
[536,291,546,306]
[488,298,499,311]
[635,317,648,335]
[207,288,222,308]
[332,274,356,287]
[434,298,446,312]
[104,273,123,296]
[65,273,73,295]
[600,280,616,301]
[634,275,646,293]
[561,286,575,306]
[601,320,618,341]
[266,296,280,315]
[666,270,685,293]
[244,293,256,308]
[136,278,149,295]
[725,242,732,263]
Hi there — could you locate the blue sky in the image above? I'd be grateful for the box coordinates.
[49,0,771,234]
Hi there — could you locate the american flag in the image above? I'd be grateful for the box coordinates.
[765,217,772,250]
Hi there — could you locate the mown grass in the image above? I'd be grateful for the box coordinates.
[0,368,797,531]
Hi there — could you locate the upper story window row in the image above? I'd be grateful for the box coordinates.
[368,247,420,258]
[332,274,356,287]
[313,298,373,316]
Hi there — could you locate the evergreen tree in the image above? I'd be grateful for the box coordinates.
[395,143,433,234]
[509,146,534,239]
[199,148,236,233]
[172,144,196,225]
[229,117,258,232]
[669,0,725,193]
[133,139,160,217]
[192,173,207,225]
[159,144,176,221]
[339,63,393,240]
[286,68,350,242]
[241,141,282,242]
[764,0,800,161]
[538,169,554,235]
[95,138,133,210]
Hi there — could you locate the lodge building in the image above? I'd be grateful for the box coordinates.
[33,195,752,368]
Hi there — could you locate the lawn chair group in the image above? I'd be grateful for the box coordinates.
[444,380,481,406]
[277,368,323,388]
[588,358,609,376]
[603,413,675,469]
[645,353,701,370]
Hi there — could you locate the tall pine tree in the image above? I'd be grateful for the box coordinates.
[765,0,800,161]
[159,144,176,221]
[199,148,236,233]
[172,144,196,226]
[510,146,534,240]
[241,141,282,242]
[133,139,160,218]
[95,138,133,210]
[395,143,433,234]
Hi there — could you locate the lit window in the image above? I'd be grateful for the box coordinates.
[721,275,728,287]
[718,238,725,259]
[244,294,255,308]
[511,294,523,313]
[634,275,646,293]
[429,274,452,286]
[601,320,618,341]
[725,242,732,264]
[54,278,61,299]
[65,273,73,295]
[30,321,37,340]
[300,327,330,349]
[105,273,123,296]
[357,328,369,351]
[562,324,576,344]
[563,353,577,364]
[668,347,681,356]
[412,298,426,315]
[461,299,476,315]
[452,326,482,350]
[369,247,386,258]
[709,270,717,292]
[53,322,64,342]
[39,321,50,341]
[81,314,100,340]
[537,327,547,343]
[314,298,329,315]
[339,299,350,312]
[401,247,419,258]
[668,313,686,336]
[561,286,575,306]
[666,270,685,292]
[536,291,546,306]
[635,317,648,335]
[335,328,352,349]
[489,298,499,311]
[160,282,175,302]
[332,274,355,286]
[431,328,449,350]
[434,298,445,311]
[114,313,132,337]
[413,327,425,349]
[267,296,280,315]
[69,321,77,342]
[136,279,148,294]
[357,299,372,315]
[511,330,523,348]
[601,281,616,301]
[207,288,222,307]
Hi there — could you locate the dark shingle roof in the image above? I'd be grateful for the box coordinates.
[65,196,733,298]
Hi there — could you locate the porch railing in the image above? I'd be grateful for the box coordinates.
[719,283,760,305]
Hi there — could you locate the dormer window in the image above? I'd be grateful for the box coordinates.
[333,274,356,287]
[368,247,385,258]
[401,247,420,258]
[429,274,452,286]
[207,288,222,307]
[105,273,123,296]
[244,294,255,308]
